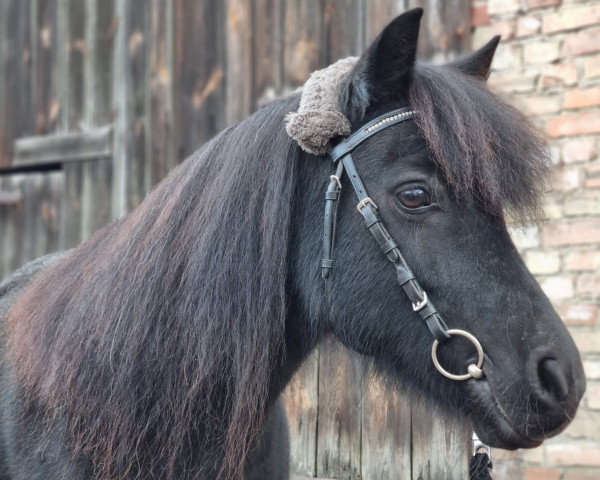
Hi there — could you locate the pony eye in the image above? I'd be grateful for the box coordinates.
[397,188,431,209]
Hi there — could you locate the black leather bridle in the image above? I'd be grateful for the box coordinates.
[321,106,485,382]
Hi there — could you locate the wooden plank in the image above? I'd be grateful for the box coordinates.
[0,0,35,167]
[365,0,406,44]
[55,0,69,133]
[87,0,116,128]
[111,0,128,220]
[323,0,365,64]
[361,375,412,480]
[283,0,325,88]
[226,0,254,124]
[411,401,471,480]
[174,0,226,158]
[61,159,83,249]
[7,171,62,261]
[0,175,24,279]
[78,0,116,239]
[123,0,149,210]
[410,0,470,62]
[284,351,319,478]
[0,2,9,167]
[13,127,112,166]
[316,341,363,479]
[65,0,86,129]
[80,158,112,238]
[59,0,84,248]
[148,0,175,187]
[0,190,23,205]
[253,0,284,106]
[37,171,62,257]
[21,174,43,263]
[34,0,60,135]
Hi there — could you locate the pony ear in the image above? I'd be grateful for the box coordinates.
[341,9,423,119]
[448,36,500,80]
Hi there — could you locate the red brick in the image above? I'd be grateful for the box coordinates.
[565,86,600,110]
[565,250,600,271]
[544,5,600,33]
[586,178,600,189]
[578,275,600,298]
[588,384,600,409]
[489,71,538,93]
[563,138,597,164]
[542,219,600,246]
[526,0,560,8]
[586,56,600,79]
[493,44,523,70]
[566,469,600,480]
[519,95,562,116]
[546,442,600,466]
[552,166,580,191]
[572,330,600,353]
[547,112,600,138]
[565,408,600,439]
[472,5,491,27]
[525,467,561,480]
[488,0,521,14]
[472,21,516,50]
[524,41,560,64]
[563,29,600,57]
[541,276,574,301]
[564,193,600,216]
[562,303,598,326]
[541,63,578,89]
[584,359,600,379]
[586,164,600,189]
[517,16,542,37]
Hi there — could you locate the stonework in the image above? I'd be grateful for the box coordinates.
[471,0,600,478]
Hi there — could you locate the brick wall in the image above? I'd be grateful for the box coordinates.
[471,0,600,478]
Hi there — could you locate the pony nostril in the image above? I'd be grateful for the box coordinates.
[538,358,569,402]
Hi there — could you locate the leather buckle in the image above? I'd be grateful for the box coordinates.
[356,197,378,213]
[412,291,428,312]
[330,175,342,189]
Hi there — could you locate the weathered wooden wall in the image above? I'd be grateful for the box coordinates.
[0,1,472,478]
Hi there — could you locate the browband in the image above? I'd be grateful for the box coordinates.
[322,107,451,343]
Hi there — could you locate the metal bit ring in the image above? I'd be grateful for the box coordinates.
[431,329,484,381]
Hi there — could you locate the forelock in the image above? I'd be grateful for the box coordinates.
[408,62,551,224]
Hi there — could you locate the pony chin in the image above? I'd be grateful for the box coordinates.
[466,379,544,449]
[465,372,579,450]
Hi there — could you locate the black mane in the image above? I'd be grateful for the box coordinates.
[409,62,551,223]
[7,95,301,480]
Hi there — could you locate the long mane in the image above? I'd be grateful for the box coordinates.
[6,95,301,479]
[408,63,551,223]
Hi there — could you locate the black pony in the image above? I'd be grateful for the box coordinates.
[0,10,585,480]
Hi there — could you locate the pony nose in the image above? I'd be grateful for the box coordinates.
[537,358,569,402]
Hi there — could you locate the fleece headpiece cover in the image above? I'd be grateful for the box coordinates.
[285,57,359,156]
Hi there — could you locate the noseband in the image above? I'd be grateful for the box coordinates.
[322,107,484,381]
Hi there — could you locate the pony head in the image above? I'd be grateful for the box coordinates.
[289,8,585,450]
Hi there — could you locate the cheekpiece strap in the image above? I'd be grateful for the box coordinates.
[324,106,451,344]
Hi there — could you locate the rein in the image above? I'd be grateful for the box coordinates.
[322,106,486,381]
